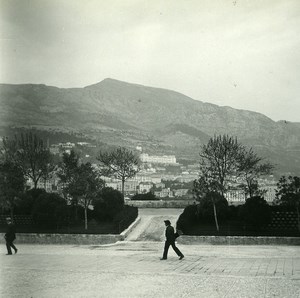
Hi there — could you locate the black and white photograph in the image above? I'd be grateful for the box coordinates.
[0,0,299,297]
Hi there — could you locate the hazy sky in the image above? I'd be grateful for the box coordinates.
[1,0,299,122]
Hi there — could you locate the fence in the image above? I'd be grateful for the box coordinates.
[268,211,299,230]
[0,215,118,234]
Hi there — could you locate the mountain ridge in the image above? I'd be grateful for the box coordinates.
[0,78,299,175]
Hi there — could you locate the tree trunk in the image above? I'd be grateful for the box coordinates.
[34,179,38,189]
[84,207,88,230]
[121,178,125,200]
[213,202,219,232]
[296,204,300,232]
[73,198,79,221]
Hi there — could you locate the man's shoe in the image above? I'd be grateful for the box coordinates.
[160,258,167,260]
[15,249,18,254]
[179,255,184,260]
[6,253,12,255]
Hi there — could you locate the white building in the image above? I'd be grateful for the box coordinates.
[154,188,173,198]
[140,153,177,165]
[138,182,154,194]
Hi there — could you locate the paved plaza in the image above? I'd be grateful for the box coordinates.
[1,242,300,297]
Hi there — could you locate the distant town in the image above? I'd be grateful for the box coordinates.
[24,141,278,205]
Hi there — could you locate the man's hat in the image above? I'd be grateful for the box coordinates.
[164,220,171,225]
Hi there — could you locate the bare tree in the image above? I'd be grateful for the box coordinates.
[199,135,242,196]
[97,147,140,198]
[194,135,242,231]
[3,133,53,189]
[238,148,274,198]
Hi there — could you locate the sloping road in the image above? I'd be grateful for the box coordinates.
[126,208,183,241]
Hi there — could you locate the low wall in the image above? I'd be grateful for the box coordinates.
[0,233,124,245]
[1,233,299,245]
[0,217,142,245]
[126,200,195,208]
[177,235,300,245]
[120,216,141,238]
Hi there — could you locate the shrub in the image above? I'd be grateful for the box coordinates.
[31,192,68,228]
[93,187,124,222]
[131,192,158,200]
[197,192,228,223]
[176,204,198,233]
[15,188,47,215]
[227,205,240,220]
[114,205,138,232]
[239,196,271,230]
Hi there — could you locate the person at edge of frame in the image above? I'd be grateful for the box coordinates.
[4,217,18,255]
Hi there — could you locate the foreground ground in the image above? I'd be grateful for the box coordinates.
[1,242,299,297]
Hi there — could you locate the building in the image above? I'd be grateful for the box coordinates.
[154,182,165,189]
[154,188,173,198]
[50,145,60,155]
[261,186,277,203]
[104,179,139,194]
[58,142,75,149]
[137,182,154,194]
[225,186,277,205]
[173,189,189,197]
[225,190,246,204]
[140,153,177,165]
[26,177,61,193]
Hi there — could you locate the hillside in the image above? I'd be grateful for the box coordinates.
[0,78,300,175]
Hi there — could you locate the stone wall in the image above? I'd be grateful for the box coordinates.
[177,235,300,245]
[0,233,124,245]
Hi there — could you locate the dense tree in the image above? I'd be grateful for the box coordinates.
[58,150,104,229]
[58,150,80,201]
[97,147,140,198]
[15,189,46,215]
[32,192,68,229]
[238,148,274,198]
[0,160,26,218]
[0,138,26,218]
[93,187,124,222]
[276,176,300,231]
[69,163,104,229]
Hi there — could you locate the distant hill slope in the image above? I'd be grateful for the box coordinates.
[0,78,300,175]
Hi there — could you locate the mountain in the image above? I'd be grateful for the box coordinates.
[1,78,300,175]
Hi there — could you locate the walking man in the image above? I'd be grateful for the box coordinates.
[4,217,18,255]
[160,220,184,260]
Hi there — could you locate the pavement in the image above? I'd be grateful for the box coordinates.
[1,242,300,297]
[1,209,300,297]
